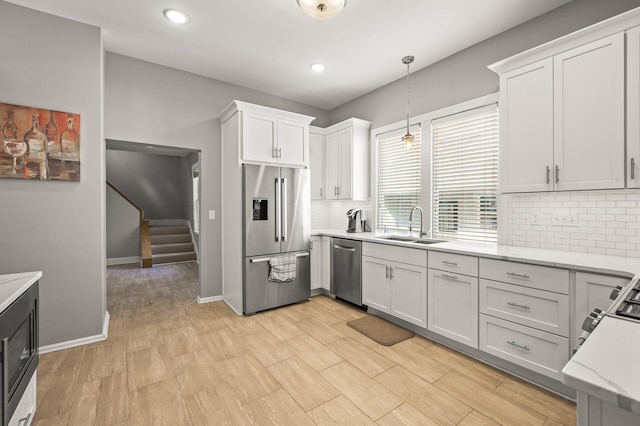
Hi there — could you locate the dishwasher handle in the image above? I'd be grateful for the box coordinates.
[333,244,356,252]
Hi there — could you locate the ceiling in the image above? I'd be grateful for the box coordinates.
[7,0,572,110]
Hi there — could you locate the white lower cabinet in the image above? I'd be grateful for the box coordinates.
[428,269,479,348]
[480,315,569,379]
[310,237,321,290]
[9,372,36,426]
[362,243,427,328]
[479,259,569,380]
[362,256,391,312]
[480,279,569,336]
[320,237,331,291]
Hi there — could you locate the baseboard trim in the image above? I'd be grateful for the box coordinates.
[40,311,110,354]
[224,299,243,315]
[106,256,140,266]
[197,295,223,304]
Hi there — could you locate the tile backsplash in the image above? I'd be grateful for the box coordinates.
[503,189,640,258]
[311,199,371,230]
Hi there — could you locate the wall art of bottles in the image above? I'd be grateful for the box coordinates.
[0,102,80,181]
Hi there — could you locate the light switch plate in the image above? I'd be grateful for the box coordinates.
[209,210,215,220]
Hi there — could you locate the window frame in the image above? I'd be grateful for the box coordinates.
[371,93,499,240]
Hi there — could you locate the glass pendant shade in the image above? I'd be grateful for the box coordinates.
[297,0,347,19]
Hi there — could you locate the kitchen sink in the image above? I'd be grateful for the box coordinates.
[375,235,419,243]
[375,235,444,245]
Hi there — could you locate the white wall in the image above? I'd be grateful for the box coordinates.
[105,53,329,299]
[0,1,105,346]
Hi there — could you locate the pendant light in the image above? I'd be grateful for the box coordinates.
[401,55,415,146]
[297,0,347,20]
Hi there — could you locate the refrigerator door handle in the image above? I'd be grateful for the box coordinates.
[282,177,288,241]
[275,178,281,242]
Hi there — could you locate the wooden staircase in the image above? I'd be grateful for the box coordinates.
[149,224,197,265]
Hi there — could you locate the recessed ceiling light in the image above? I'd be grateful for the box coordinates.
[147,145,154,149]
[163,9,190,24]
[310,63,325,72]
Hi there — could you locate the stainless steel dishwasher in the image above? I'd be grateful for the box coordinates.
[330,238,363,306]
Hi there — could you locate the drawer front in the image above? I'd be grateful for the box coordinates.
[480,279,569,336]
[479,258,569,294]
[428,251,478,277]
[479,314,569,380]
[9,372,36,426]
[362,242,427,267]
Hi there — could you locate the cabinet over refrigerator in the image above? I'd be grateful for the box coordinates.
[243,164,311,314]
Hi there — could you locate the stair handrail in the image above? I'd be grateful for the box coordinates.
[106,181,144,221]
[106,181,152,268]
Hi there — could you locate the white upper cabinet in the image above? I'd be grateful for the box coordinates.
[309,126,325,199]
[499,59,554,193]
[627,25,640,188]
[219,101,315,168]
[492,26,627,193]
[324,118,371,200]
[553,33,624,191]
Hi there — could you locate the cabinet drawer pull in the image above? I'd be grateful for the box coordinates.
[389,267,394,279]
[440,274,458,281]
[555,165,559,184]
[506,272,530,279]
[507,302,531,310]
[441,260,458,266]
[385,266,389,279]
[507,340,530,351]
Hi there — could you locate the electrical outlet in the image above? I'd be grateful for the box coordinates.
[209,210,215,220]
[552,211,578,227]
[531,213,540,225]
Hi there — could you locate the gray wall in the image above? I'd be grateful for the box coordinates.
[104,53,329,299]
[329,0,640,128]
[106,185,140,259]
[0,2,105,346]
[106,150,187,220]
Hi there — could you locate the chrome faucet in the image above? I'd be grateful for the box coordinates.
[409,206,424,238]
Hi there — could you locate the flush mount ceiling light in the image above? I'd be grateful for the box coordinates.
[163,9,190,24]
[401,55,415,147]
[310,63,325,72]
[297,0,347,20]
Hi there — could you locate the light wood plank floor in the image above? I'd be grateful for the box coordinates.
[33,263,576,425]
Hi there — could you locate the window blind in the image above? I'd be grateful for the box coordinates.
[431,105,498,243]
[376,126,422,232]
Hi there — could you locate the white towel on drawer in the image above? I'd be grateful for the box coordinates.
[269,254,297,282]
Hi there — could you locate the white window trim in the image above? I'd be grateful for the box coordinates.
[370,93,499,235]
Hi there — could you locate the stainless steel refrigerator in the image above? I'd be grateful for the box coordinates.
[243,164,311,314]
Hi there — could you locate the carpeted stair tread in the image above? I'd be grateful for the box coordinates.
[149,225,190,236]
[152,251,197,265]
[151,242,195,254]
[150,234,191,245]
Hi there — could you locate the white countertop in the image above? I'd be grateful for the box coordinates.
[313,228,640,412]
[562,316,640,415]
[312,229,640,278]
[0,271,42,312]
